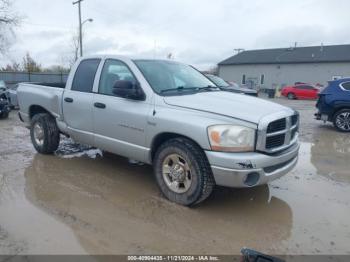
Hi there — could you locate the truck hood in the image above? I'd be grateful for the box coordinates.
[225,85,257,94]
[163,91,294,124]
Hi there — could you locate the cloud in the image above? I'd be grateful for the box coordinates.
[255,25,350,49]
[1,0,350,69]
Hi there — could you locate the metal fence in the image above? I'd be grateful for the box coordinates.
[0,71,69,85]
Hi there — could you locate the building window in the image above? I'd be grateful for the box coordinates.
[242,74,246,85]
[260,74,265,85]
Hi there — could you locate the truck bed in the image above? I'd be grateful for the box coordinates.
[32,82,66,89]
[17,82,65,124]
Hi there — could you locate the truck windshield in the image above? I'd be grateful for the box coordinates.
[134,60,217,94]
[206,75,230,88]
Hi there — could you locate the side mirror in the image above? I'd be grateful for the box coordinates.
[112,80,145,101]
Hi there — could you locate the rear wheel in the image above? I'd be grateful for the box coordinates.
[153,137,215,206]
[333,109,350,132]
[287,93,295,100]
[0,111,9,119]
[30,113,60,154]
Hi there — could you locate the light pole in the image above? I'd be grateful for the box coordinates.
[73,0,83,57]
[72,0,93,57]
[81,18,93,56]
[82,18,93,26]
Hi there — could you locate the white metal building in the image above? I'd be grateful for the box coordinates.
[218,44,350,89]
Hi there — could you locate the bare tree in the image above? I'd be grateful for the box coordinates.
[43,65,69,73]
[22,52,42,72]
[0,0,20,55]
[70,32,80,66]
[59,31,80,69]
[0,60,20,71]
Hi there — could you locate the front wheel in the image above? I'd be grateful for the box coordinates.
[30,113,60,154]
[153,137,215,206]
[333,109,350,132]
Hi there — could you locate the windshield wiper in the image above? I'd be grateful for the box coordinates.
[196,85,220,91]
[160,86,198,94]
[160,85,220,94]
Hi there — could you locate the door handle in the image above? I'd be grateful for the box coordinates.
[94,102,106,109]
[64,97,73,103]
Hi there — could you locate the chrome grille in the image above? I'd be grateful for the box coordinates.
[256,112,299,153]
[267,118,286,133]
[266,134,285,149]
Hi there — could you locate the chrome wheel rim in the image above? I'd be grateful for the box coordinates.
[162,153,192,193]
[33,122,45,146]
[336,112,350,131]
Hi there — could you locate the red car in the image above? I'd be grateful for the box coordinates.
[281,84,319,100]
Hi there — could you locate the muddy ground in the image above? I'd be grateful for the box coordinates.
[0,98,349,256]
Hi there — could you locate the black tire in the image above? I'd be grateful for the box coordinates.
[30,113,60,154]
[333,109,350,132]
[153,137,215,206]
[287,93,295,100]
[0,111,9,119]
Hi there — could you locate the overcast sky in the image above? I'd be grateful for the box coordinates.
[2,0,350,69]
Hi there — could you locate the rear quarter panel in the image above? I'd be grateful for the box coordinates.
[18,83,64,124]
[318,81,350,118]
[304,89,318,99]
[282,86,292,96]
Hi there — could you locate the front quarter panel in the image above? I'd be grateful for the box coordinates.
[146,95,257,162]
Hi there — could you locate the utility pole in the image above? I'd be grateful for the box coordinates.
[73,0,83,57]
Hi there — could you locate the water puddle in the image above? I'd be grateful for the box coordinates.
[0,113,349,255]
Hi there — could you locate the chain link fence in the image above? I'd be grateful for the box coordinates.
[0,71,69,86]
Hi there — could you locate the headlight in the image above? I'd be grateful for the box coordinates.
[208,125,255,152]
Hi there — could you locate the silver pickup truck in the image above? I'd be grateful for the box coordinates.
[17,56,300,205]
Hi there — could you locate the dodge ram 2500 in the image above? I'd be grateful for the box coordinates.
[17,56,300,205]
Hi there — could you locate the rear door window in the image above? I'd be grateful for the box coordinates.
[71,59,101,92]
[340,82,350,91]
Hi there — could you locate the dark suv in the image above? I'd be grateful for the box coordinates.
[315,78,350,132]
[0,85,11,119]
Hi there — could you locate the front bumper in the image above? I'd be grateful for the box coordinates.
[205,142,299,188]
